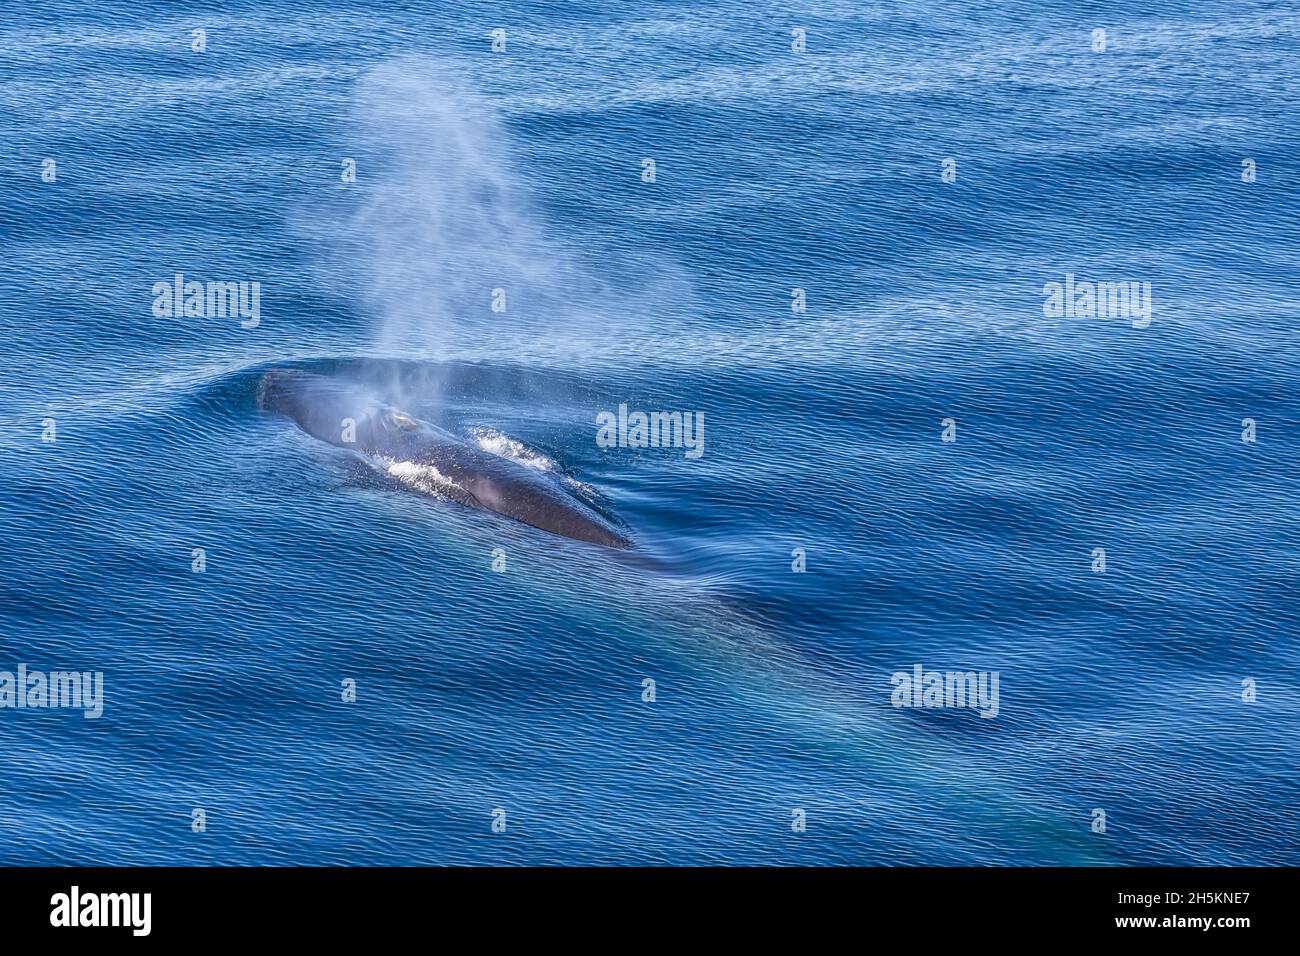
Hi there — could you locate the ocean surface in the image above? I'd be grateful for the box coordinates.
[1,1,1297,865]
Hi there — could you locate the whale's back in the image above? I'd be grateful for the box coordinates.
[259,370,631,549]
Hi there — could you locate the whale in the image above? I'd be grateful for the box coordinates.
[258,369,632,549]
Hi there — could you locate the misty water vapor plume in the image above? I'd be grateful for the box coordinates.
[332,57,668,380]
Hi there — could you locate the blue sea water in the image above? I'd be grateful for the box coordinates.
[1,0,1297,865]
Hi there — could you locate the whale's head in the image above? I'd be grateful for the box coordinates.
[258,370,382,449]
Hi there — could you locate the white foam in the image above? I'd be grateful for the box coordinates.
[470,426,554,472]
[470,427,597,496]
[376,456,465,498]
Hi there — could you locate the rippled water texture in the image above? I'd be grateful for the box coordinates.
[0,1,1297,864]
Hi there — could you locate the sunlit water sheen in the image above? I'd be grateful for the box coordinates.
[0,1,1298,864]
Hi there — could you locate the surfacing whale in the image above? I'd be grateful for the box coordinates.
[258,369,631,549]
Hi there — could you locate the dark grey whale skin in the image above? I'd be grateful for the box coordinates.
[258,369,631,549]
